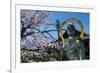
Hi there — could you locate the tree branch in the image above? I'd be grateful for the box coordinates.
[22,29,66,38]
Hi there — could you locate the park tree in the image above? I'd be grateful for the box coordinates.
[21,10,52,49]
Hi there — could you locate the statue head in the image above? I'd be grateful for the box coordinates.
[67,24,76,37]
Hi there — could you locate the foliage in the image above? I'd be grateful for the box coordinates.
[21,10,52,49]
[21,47,60,63]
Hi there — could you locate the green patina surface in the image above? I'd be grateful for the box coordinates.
[59,18,86,60]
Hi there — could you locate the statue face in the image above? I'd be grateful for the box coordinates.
[67,24,76,37]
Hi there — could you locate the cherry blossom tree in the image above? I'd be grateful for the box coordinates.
[21,10,52,49]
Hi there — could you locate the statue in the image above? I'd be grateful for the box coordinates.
[58,18,89,60]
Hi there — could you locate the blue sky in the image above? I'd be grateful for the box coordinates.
[39,11,90,41]
[44,11,90,40]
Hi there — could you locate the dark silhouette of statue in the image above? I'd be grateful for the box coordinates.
[60,24,89,60]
